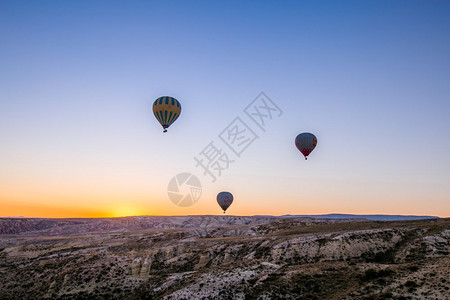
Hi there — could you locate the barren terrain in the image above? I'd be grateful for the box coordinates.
[0,216,448,299]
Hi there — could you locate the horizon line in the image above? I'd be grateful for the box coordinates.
[0,213,443,220]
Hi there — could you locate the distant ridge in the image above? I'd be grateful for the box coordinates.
[281,213,439,221]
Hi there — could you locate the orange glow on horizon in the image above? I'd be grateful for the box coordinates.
[2,197,449,218]
[110,205,143,218]
[1,185,449,218]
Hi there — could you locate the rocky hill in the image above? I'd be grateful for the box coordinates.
[0,216,448,299]
[0,215,356,235]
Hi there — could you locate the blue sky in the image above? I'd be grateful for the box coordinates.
[1,1,449,217]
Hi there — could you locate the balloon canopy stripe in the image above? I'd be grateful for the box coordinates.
[155,113,161,124]
[170,112,178,125]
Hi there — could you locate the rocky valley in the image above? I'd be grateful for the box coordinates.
[0,216,448,299]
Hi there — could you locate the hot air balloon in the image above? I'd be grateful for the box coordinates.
[217,191,233,213]
[295,132,317,160]
[152,96,181,133]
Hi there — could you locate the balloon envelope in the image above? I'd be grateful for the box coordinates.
[295,132,317,160]
[153,96,181,132]
[217,191,233,213]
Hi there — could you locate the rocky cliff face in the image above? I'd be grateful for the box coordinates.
[0,217,448,299]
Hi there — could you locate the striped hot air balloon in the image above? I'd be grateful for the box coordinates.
[152,96,181,133]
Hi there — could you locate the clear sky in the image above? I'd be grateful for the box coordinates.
[1,1,449,218]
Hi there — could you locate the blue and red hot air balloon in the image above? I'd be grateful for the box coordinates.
[295,132,317,160]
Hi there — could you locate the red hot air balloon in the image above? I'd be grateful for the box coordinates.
[295,132,317,160]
